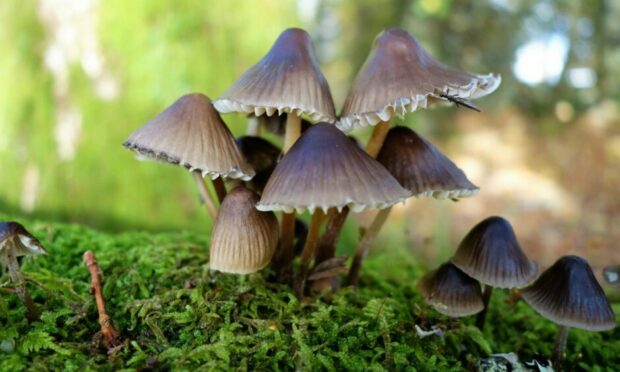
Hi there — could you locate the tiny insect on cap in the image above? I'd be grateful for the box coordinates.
[522,256,616,332]
[0,221,47,256]
[209,187,279,274]
[338,28,500,131]
[417,262,484,317]
[377,126,479,200]
[256,123,410,214]
[451,216,538,288]
[123,93,255,181]
[214,28,337,123]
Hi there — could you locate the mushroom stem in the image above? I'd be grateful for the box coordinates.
[346,207,392,286]
[4,250,40,322]
[365,120,391,158]
[247,115,261,136]
[295,210,325,298]
[192,171,218,219]
[212,177,227,203]
[83,250,121,350]
[283,113,301,153]
[315,207,350,264]
[475,285,494,329]
[552,325,570,367]
[273,212,297,277]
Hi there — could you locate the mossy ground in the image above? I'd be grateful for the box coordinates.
[1,217,619,371]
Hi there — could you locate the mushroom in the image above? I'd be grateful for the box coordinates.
[214,28,336,265]
[256,123,409,296]
[345,126,479,286]
[338,28,500,153]
[0,221,47,322]
[521,256,616,366]
[235,136,281,194]
[451,216,538,328]
[417,262,484,317]
[123,93,254,219]
[209,186,279,274]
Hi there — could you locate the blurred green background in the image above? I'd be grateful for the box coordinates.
[1,0,619,269]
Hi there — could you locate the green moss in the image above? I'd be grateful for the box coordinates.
[1,217,619,370]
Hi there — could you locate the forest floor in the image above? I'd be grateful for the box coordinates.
[1,216,619,371]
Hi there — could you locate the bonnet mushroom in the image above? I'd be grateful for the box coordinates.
[123,93,254,218]
[0,221,47,322]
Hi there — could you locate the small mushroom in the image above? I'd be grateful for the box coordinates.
[521,256,616,366]
[257,123,409,296]
[451,216,538,328]
[417,262,484,317]
[235,136,281,194]
[0,222,47,322]
[209,187,279,274]
[123,93,254,218]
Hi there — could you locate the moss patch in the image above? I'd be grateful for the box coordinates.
[1,217,619,370]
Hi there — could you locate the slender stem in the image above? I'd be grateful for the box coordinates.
[192,171,217,219]
[283,113,301,153]
[295,210,325,298]
[247,115,261,136]
[346,207,392,286]
[552,325,570,368]
[212,177,227,203]
[476,285,494,329]
[315,207,349,264]
[5,250,39,322]
[273,212,296,277]
[83,251,121,349]
[365,120,391,158]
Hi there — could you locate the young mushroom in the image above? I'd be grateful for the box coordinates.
[345,126,479,286]
[451,216,538,328]
[0,222,47,322]
[521,256,616,367]
[235,136,281,194]
[256,123,409,296]
[123,93,254,219]
[417,262,484,317]
[209,186,279,274]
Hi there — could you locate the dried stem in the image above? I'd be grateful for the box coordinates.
[192,171,218,219]
[346,207,391,286]
[5,250,39,322]
[83,250,120,350]
[476,285,494,329]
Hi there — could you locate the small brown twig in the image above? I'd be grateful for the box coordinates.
[83,250,121,351]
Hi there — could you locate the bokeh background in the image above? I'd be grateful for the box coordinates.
[1,0,619,275]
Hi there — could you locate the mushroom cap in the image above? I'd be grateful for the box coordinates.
[256,123,410,214]
[522,256,616,332]
[209,187,279,274]
[123,93,255,180]
[338,28,501,131]
[451,216,538,288]
[214,28,336,123]
[417,262,484,317]
[235,136,281,193]
[377,126,479,200]
[0,221,47,257]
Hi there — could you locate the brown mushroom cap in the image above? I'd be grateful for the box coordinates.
[417,262,484,317]
[123,93,255,180]
[235,136,281,193]
[451,216,538,288]
[0,221,47,256]
[522,256,616,332]
[377,126,479,199]
[256,123,410,214]
[338,28,500,131]
[214,28,336,123]
[209,187,279,274]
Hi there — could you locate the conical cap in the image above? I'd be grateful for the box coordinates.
[522,256,616,331]
[0,221,47,257]
[256,123,410,214]
[123,93,255,180]
[417,262,484,317]
[451,216,538,288]
[209,187,278,274]
[214,28,336,123]
[377,126,479,199]
[339,28,500,131]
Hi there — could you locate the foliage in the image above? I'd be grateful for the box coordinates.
[1,216,618,370]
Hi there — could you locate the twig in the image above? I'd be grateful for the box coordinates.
[83,250,121,351]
